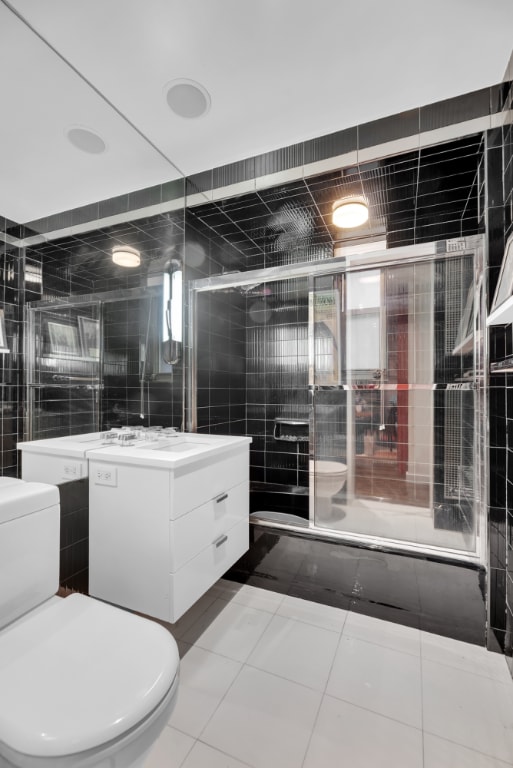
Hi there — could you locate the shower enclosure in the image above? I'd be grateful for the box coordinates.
[189,235,486,562]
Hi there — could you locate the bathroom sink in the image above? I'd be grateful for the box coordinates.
[86,432,250,470]
[154,439,213,453]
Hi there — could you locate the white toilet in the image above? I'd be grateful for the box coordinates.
[0,478,180,768]
[309,460,348,520]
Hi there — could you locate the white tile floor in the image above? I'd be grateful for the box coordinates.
[145,579,513,768]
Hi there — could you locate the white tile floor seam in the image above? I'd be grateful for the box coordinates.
[145,580,513,768]
[423,731,513,768]
[297,617,349,767]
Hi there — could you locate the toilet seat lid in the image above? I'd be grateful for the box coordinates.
[0,594,179,758]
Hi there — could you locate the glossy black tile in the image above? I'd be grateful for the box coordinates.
[98,193,130,219]
[72,202,100,227]
[226,528,486,645]
[487,626,507,653]
[358,109,419,150]
[254,143,303,177]
[128,184,161,209]
[304,127,357,165]
[187,170,213,196]
[420,88,491,132]
[162,179,184,202]
[489,568,507,631]
[353,553,421,612]
[213,158,256,189]
[490,82,512,115]
[350,597,421,630]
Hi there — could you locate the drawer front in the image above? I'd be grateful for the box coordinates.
[170,481,248,572]
[170,450,249,519]
[169,517,249,622]
[21,453,87,484]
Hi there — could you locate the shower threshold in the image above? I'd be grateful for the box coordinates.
[248,514,480,565]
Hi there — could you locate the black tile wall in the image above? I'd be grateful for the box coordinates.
[59,478,89,592]
[0,248,27,477]
[196,288,246,436]
[358,108,419,149]
[186,134,483,274]
[23,211,186,440]
[186,135,483,509]
[487,91,513,664]
[303,126,357,165]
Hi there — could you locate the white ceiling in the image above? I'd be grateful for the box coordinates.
[1,0,513,224]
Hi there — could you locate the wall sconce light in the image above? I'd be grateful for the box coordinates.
[332,196,369,229]
[112,245,141,268]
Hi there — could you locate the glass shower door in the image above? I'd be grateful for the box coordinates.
[27,302,101,440]
[311,255,480,554]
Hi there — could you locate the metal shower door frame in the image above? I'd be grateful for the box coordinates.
[187,235,486,564]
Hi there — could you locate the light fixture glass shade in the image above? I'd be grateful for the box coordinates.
[112,245,141,267]
[332,197,369,228]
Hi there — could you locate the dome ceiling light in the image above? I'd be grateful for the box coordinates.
[332,196,369,229]
[165,78,211,119]
[112,245,141,268]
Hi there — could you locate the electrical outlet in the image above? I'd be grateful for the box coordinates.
[94,467,117,486]
[62,462,84,479]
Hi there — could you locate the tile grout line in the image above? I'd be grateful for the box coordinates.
[419,637,513,765]
[340,623,422,660]
[419,623,426,768]
[420,644,513,686]
[421,728,513,767]
[300,616,348,767]
[182,602,277,764]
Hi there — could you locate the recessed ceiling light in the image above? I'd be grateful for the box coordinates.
[112,246,141,268]
[66,126,106,154]
[332,196,369,228]
[165,79,211,118]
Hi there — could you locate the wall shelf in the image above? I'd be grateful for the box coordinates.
[490,356,513,374]
[487,294,513,326]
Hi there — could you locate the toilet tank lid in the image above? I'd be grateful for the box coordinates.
[0,482,59,523]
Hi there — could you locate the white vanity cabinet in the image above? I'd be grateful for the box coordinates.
[17,432,106,483]
[88,436,251,623]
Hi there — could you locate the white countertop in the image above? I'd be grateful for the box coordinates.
[86,433,252,471]
[17,432,109,459]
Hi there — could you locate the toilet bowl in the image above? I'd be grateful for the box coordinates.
[0,478,179,768]
[309,460,348,520]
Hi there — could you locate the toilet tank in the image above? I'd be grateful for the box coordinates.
[0,479,60,630]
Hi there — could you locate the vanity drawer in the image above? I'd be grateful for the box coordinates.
[169,451,249,519]
[169,517,249,622]
[169,480,248,572]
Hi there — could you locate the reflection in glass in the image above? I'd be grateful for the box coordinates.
[312,255,480,553]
